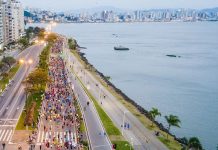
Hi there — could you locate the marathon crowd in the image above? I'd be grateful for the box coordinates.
[38,38,82,150]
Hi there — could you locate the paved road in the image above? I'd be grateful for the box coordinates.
[62,39,112,150]
[0,44,44,144]
[63,39,168,150]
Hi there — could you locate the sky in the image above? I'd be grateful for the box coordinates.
[20,0,218,11]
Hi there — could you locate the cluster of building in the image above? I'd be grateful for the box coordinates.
[24,7,218,23]
[0,0,24,50]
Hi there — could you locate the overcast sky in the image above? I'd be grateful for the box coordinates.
[20,0,218,11]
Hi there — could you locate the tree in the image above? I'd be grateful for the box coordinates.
[0,62,8,73]
[149,107,161,126]
[2,56,16,68]
[188,137,203,150]
[25,68,50,91]
[165,114,181,139]
[18,37,29,48]
[46,33,58,43]
[68,38,76,50]
[25,27,34,39]
[38,30,45,40]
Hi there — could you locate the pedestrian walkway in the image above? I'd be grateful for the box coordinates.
[36,130,77,145]
[0,129,13,142]
[36,38,81,150]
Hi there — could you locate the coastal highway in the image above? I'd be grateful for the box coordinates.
[64,40,168,150]
[63,40,112,150]
[0,44,44,144]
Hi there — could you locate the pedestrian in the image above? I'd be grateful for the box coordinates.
[2,143,5,150]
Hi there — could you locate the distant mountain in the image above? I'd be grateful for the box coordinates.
[201,7,218,13]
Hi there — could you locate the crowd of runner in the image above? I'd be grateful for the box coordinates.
[38,38,81,150]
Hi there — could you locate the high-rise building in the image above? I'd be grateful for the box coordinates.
[0,0,4,50]
[2,0,24,45]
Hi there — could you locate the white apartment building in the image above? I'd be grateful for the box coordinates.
[2,0,24,45]
[0,0,4,50]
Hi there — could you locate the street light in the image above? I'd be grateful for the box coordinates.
[35,40,39,44]
[28,59,33,65]
[19,58,24,64]
[87,84,90,90]
[40,40,45,44]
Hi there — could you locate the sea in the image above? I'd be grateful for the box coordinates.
[28,22,218,150]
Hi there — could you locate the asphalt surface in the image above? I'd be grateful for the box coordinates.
[63,39,168,150]
[0,44,44,144]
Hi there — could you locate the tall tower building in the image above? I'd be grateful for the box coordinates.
[2,0,24,45]
[0,0,4,50]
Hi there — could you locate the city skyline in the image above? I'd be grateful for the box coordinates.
[20,0,218,11]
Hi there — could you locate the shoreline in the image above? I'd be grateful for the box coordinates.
[74,44,185,146]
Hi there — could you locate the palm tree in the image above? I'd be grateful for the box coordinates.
[188,137,203,150]
[149,107,161,126]
[165,114,181,139]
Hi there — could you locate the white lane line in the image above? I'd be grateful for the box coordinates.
[0,130,2,140]
[63,131,66,142]
[49,131,51,142]
[45,131,48,141]
[60,132,62,144]
[37,131,41,143]
[71,132,74,143]
[2,130,9,141]
[74,132,77,144]
[0,130,6,141]
[40,131,44,143]
[6,130,12,141]
[67,132,70,142]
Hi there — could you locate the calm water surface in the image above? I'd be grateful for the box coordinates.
[30,22,218,149]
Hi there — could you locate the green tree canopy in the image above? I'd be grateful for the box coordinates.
[25,68,50,90]
[149,107,161,126]
[46,33,58,43]
[18,37,29,48]
[188,137,203,150]
[2,56,16,68]
[0,62,8,73]
[165,114,181,139]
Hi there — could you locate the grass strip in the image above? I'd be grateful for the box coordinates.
[112,141,134,150]
[0,64,20,93]
[16,92,43,130]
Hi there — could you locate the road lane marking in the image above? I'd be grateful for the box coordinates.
[67,132,70,141]
[2,130,9,141]
[40,131,44,143]
[60,132,62,144]
[6,130,12,141]
[45,131,48,141]
[37,131,41,143]
[74,132,77,144]
[0,130,5,140]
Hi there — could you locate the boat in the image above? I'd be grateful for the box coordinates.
[114,46,129,51]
